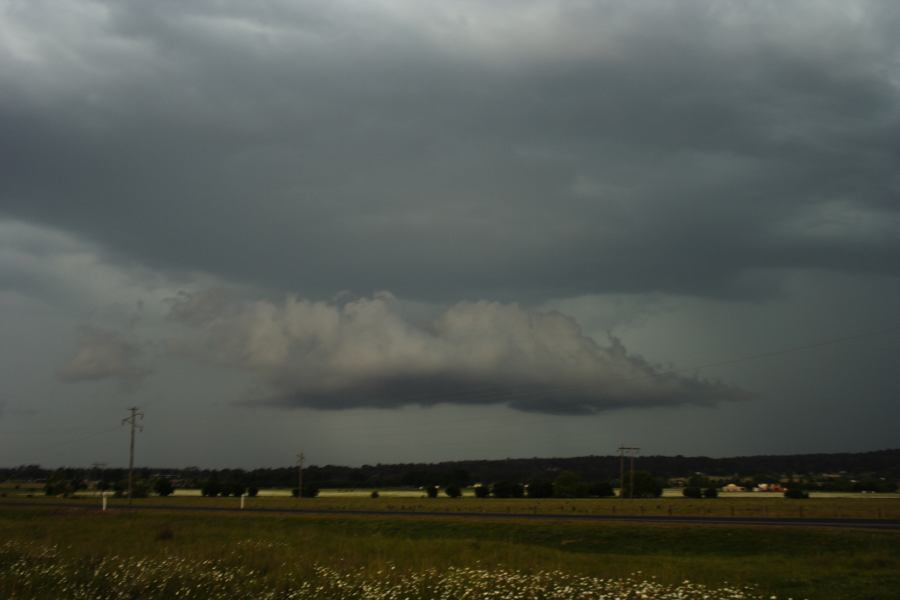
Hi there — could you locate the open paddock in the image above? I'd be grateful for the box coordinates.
[1,502,898,599]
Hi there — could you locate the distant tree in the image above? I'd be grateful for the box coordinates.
[291,488,300,498]
[526,480,554,499]
[553,471,585,498]
[703,487,719,499]
[473,483,490,498]
[491,481,524,499]
[425,484,439,498]
[586,481,615,498]
[201,481,221,497]
[153,478,174,497]
[444,484,462,498]
[621,471,663,498]
[130,480,150,498]
[682,486,703,499]
[301,483,320,498]
[784,488,809,499]
[229,483,246,497]
[687,474,710,488]
[247,487,259,497]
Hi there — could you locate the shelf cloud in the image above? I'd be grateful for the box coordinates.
[167,290,746,414]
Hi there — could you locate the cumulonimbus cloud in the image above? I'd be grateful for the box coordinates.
[167,290,747,414]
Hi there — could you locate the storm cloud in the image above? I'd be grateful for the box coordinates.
[2,1,899,466]
[167,290,746,414]
[1,1,898,301]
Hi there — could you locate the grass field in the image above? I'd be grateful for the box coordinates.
[1,501,899,599]
[4,489,900,520]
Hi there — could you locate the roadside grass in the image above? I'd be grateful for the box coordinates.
[1,505,899,599]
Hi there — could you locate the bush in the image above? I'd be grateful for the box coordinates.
[301,483,320,498]
[229,483,246,497]
[444,484,462,498]
[473,483,490,498]
[291,488,300,498]
[246,487,259,497]
[425,485,439,498]
[370,490,380,498]
[703,487,719,499]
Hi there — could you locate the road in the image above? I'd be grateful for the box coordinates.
[4,501,900,530]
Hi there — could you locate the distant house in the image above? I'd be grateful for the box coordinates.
[753,483,784,492]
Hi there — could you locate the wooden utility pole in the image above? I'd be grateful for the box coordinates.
[617,446,640,498]
[122,407,143,505]
[296,452,304,499]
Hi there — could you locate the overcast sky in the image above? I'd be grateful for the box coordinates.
[1,0,898,469]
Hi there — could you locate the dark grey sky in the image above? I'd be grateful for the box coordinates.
[1,1,898,468]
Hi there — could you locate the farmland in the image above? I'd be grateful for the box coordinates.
[2,497,900,599]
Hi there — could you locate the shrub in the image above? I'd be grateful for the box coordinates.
[425,485,439,498]
[229,483,246,497]
[703,487,719,499]
[473,483,490,498]
[246,487,259,497]
[370,490,380,498]
[301,483,320,498]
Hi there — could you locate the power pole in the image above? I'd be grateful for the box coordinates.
[617,446,639,498]
[296,452,304,499]
[122,407,143,505]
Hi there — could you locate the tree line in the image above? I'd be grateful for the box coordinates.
[3,448,897,493]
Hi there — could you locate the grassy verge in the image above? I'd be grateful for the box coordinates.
[1,505,899,598]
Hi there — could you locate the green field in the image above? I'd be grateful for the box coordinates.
[1,501,899,599]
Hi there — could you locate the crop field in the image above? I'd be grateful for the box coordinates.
[2,501,900,599]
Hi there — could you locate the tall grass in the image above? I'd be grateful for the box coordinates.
[1,506,898,598]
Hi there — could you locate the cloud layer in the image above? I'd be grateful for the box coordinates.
[1,1,898,302]
[59,325,150,386]
[168,290,746,414]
